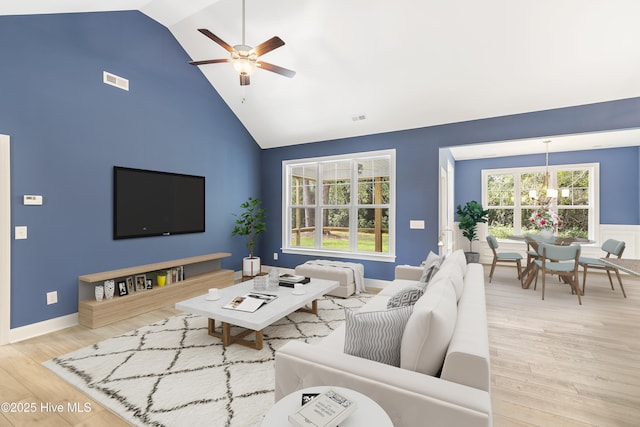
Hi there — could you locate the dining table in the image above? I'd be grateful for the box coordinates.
[599,258,640,277]
[512,235,594,290]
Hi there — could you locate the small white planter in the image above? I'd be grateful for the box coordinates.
[242,257,261,277]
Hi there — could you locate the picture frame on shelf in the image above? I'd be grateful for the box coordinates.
[145,279,153,290]
[117,280,128,297]
[135,274,147,291]
[126,276,135,293]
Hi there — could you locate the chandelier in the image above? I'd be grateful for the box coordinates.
[529,140,569,205]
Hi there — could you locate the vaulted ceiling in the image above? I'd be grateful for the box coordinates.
[3,1,640,150]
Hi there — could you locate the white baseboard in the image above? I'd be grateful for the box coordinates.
[9,313,78,343]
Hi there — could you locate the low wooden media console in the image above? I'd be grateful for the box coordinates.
[78,252,234,328]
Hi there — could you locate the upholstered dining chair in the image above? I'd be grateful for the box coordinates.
[579,239,626,298]
[486,235,523,283]
[522,234,543,288]
[534,242,582,304]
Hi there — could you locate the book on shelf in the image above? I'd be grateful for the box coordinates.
[279,274,311,287]
[288,388,357,427]
[223,292,278,312]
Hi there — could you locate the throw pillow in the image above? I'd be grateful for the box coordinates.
[344,306,413,367]
[387,285,426,309]
[420,251,443,283]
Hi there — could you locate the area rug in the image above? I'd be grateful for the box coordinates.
[44,294,371,427]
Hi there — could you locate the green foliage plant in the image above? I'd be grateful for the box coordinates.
[456,200,490,252]
[231,197,267,259]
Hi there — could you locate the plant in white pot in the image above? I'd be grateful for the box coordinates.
[456,200,490,263]
[232,197,267,277]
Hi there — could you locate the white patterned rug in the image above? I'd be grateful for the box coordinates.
[44,295,371,427]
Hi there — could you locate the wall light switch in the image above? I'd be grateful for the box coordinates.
[15,226,27,240]
[23,195,43,205]
[409,220,425,229]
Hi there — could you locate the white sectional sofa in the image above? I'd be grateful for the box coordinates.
[275,250,492,427]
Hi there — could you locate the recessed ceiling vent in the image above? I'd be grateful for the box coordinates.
[103,71,129,91]
[351,114,366,122]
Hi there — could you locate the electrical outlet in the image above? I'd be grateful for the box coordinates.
[273,252,279,260]
[46,291,58,305]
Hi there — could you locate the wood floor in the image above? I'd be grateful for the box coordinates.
[1,267,639,426]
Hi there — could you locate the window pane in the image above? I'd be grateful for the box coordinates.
[358,208,389,253]
[322,208,349,250]
[520,172,546,204]
[557,209,589,238]
[488,209,514,238]
[290,165,316,205]
[557,169,589,206]
[487,174,514,206]
[290,207,315,247]
[322,161,351,205]
[358,158,390,204]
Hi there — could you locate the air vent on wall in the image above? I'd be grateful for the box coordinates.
[351,114,366,122]
[103,71,129,91]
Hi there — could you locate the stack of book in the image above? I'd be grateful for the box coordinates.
[279,274,310,287]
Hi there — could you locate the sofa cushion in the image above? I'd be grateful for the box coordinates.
[400,275,458,375]
[387,285,426,308]
[344,306,413,367]
[435,262,464,302]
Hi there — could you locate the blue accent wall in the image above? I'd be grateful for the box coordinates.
[0,12,261,328]
[454,147,640,224]
[3,11,640,330]
[260,99,640,281]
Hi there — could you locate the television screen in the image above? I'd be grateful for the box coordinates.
[113,166,205,239]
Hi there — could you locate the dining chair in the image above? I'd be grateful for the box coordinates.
[486,235,522,283]
[534,242,582,304]
[521,235,542,288]
[579,239,626,298]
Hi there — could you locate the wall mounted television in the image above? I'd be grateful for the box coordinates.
[113,166,205,239]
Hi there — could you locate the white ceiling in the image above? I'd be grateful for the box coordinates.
[3,0,640,151]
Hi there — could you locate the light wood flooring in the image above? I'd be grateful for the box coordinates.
[1,267,639,426]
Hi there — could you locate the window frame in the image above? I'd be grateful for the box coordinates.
[481,163,599,241]
[282,149,396,262]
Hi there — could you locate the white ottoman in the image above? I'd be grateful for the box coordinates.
[294,261,362,298]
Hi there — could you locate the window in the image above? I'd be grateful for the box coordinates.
[283,150,395,261]
[483,163,598,239]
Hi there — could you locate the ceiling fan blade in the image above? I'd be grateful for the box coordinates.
[256,61,296,78]
[189,58,230,66]
[197,28,235,53]
[253,36,285,57]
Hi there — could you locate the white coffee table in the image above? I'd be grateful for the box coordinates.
[175,277,339,350]
[261,386,393,426]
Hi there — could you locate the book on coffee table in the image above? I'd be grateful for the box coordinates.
[288,388,357,427]
[223,293,277,312]
[279,274,311,287]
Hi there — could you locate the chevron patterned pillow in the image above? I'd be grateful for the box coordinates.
[344,306,413,366]
[386,285,426,309]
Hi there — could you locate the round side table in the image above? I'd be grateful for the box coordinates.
[261,386,392,426]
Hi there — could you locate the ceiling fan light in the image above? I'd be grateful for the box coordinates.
[232,58,256,75]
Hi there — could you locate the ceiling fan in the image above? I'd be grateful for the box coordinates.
[189,0,296,86]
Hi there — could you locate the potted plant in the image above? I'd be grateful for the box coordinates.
[456,200,490,263]
[232,197,267,277]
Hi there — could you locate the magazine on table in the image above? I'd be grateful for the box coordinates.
[288,388,357,427]
[223,293,277,312]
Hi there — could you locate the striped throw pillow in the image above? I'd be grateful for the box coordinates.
[344,306,413,366]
